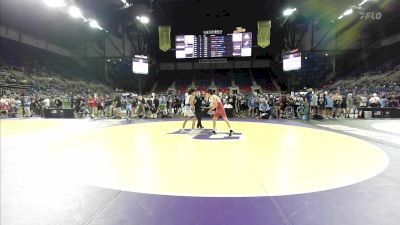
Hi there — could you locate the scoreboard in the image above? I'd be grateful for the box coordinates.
[176,32,252,59]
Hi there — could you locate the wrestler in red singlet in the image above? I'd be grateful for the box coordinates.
[205,89,234,137]
[213,96,227,119]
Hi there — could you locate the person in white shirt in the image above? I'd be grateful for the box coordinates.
[359,94,368,108]
[223,101,233,109]
[345,93,355,118]
[43,97,51,109]
[369,93,381,107]
[181,88,197,134]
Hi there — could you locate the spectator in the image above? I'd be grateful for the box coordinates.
[258,96,270,116]
[380,95,387,108]
[332,92,343,118]
[54,96,63,109]
[125,95,133,120]
[359,94,368,109]
[369,93,380,107]
[317,93,326,116]
[87,94,97,118]
[112,94,122,119]
[345,93,355,118]
[22,95,31,117]
[43,96,51,109]
[248,94,257,117]
[325,93,334,118]
[311,92,319,116]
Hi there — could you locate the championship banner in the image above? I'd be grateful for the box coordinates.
[159,26,171,52]
[258,20,271,48]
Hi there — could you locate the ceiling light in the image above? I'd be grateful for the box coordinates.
[121,0,130,7]
[138,16,150,24]
[42,0,66,8]
[283,8,297,16]
[89,20,103,30]
[343,9,353,16]
[68,6,82,18]
[359,0,368,6]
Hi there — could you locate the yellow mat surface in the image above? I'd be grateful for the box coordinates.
[1,120,389,196]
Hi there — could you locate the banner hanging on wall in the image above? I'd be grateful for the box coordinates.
[159,26,171,52]
[258,20,271,48]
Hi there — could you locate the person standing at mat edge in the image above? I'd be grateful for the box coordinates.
[181,88,197,134]
[205,89,234,137]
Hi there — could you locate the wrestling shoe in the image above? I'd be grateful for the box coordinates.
[209,130,217,135]
[229,130,234,137]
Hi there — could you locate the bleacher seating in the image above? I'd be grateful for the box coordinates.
[156,72,174,93]
[289,53,334,89]
[194,70,211,92]
[252,68,277,92]
[175,73,192,93]
[0,37,111,95]
[232,69,252,93]
[213,70,230,93]
[216,87,228,93]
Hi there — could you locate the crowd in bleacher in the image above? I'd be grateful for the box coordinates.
[1,37,400,120]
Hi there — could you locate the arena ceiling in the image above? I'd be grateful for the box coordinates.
[1,0,399,50]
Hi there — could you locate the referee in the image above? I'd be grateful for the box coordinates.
[195,91,204,129]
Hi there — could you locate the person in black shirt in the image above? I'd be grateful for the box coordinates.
[194,91,204,129]
[149,95,159,119]
[54,96,63,109]
[231,94,237,116]
[75,95,83,113]
[105,95,113,117]
[113,94,122,118]
[173,97,180,114]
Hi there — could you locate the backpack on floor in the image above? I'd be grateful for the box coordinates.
[312,114,324,120]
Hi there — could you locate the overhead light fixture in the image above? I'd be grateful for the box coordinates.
[42,0,66,8]
[359,0,368,6]
[343,9,353,16]
[121,0,130,7]
[137,16,150,24]
[283,8,297,16]
[89,20,103,30]
[68,6,82,18]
